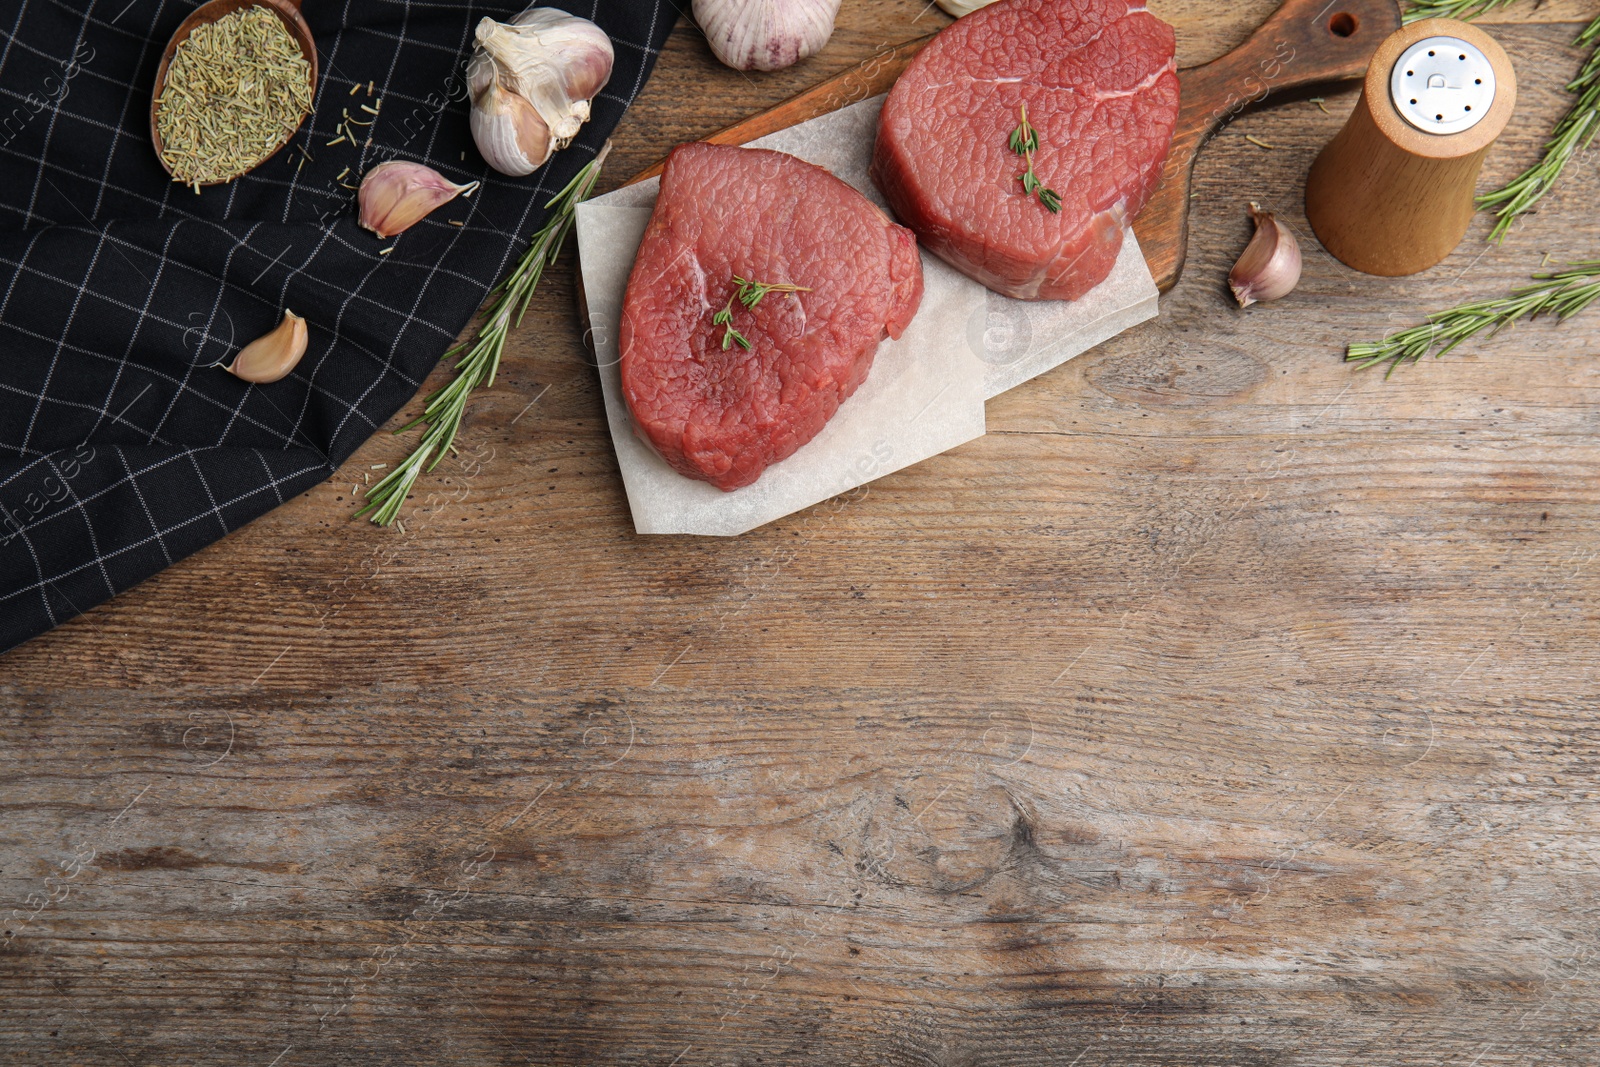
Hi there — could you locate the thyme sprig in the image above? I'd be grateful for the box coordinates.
[1477,14,1600,243]
[358,148,608,526]
[711,275,811,352]
[711,300,750,351]
[1346,260,1600,376]
[1009,104,1062,214]
[734,276,810,308]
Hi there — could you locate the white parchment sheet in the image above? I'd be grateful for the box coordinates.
[576,95,1159,536]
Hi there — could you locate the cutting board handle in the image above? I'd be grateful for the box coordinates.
[624,36,936,187]
[1133,0,1403,292]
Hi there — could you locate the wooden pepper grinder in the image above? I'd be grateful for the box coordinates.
[1305,18,1517,276]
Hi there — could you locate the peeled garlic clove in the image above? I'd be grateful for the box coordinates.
[470,80,554,177]
[358,161,479,239]
[693,0,842,72]
[1230,202,1302,308]
[468,8,614,177]
[225,310,307,384]
[937,0,999,15]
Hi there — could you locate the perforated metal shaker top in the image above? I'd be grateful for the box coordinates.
[1390,36,1497,135]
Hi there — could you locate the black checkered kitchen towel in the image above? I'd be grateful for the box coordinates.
[0,1,676,653]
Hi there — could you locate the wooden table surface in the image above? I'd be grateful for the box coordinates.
[6,2,1600,1063]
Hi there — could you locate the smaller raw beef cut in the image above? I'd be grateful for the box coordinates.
[872,0,1179,301]
[620,143,923,491]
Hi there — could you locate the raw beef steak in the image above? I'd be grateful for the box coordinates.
[620,143,924,491]
[872,0,1178,301]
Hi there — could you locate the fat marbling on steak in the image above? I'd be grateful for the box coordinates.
[620,143,923,491]
[872,0,1179,301]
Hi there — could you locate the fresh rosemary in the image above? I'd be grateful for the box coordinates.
[1009,104,1062,214]
[1345,260,1600,376]
[1401,0,1519,21]
[1477,14,1600,243]
[358,149,608,526]
[711,276,811,352]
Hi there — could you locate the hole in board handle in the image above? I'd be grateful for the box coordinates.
[1329,12,1358,37]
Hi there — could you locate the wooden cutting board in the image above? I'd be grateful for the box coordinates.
[627,0,1404,293]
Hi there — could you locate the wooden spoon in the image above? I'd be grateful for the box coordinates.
[149,0,318,187]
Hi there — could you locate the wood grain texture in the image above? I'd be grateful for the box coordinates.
[623,35,935,186]
[1137,0,1404,291]
[6,3,1600,1065]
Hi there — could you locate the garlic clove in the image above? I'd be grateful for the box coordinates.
[937,0,999,15]
[693,0,842,73]
[468,8,614,177]
[1229,201,1303,308]
[225,310,308,384]
[469,79,553,177]
[358,161,479,240]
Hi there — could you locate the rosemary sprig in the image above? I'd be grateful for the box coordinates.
[1477,14,1600,243]
[711,276,810,352]
[1346,260,1600,376]
[1009,104,1062,214]
[1401,0,1520,21]
[358,147,609,526]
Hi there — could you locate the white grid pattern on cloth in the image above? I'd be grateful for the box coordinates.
[0,209,493,332]
[0,444,341,589]
[0,0,674,652]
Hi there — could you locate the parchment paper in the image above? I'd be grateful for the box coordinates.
[577,95,1159,536]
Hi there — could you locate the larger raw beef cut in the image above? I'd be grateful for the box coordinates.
[620,143,924,491]
[872,0,1179,301]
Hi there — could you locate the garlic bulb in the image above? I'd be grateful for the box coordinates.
[693,0,842,72]
[468,7,614,177]
[358,161,479,239]
[1229,202,1302,308]
[225,310,307,384]
[936,0,999,15]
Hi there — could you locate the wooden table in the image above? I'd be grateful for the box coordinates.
[5,2,1600,1063]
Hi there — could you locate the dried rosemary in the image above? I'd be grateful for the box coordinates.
[154,7,313,189]
[1345,260,1600,376]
